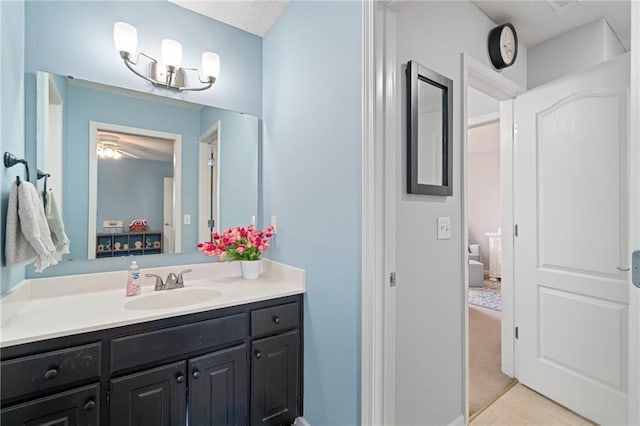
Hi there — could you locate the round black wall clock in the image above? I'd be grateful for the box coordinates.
[488,23,518,70]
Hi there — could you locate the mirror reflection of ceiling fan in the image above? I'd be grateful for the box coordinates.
[97,135,139,160]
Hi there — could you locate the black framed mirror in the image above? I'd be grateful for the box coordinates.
[406,60,453,196]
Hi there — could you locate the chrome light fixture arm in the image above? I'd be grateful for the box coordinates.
[176,67,216,92]
[120,51,158,85]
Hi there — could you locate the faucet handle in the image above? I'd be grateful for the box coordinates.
[145,273,165,290]
[176,269,192,287]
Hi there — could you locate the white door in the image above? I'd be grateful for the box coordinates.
[163,177,174,253]
[515,54,630,424]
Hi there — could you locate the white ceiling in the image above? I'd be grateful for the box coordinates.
[471,0,630,50]
[168,0,293,37]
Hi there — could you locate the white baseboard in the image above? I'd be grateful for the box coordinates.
[294,417,311,426]
[447,414,465,426]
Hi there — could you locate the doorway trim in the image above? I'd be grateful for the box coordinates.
[461,53,524,422]
[88,121,182,259]
[198,120,221,242]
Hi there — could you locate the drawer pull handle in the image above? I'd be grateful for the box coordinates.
[255,350,262,359]
[176,373,185,384]
[273,315,281,324]
[84,400,96,411]
[192,370,201,379]
[44,368,58,380]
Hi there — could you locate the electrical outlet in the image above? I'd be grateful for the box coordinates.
[437,217,451,240]
[184,214,191,225]
[270,216,277,235]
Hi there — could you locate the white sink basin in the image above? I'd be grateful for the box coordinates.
[124,288,222,310]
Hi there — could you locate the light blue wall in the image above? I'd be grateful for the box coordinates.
[262,2,362,424]
[25,1,262,116]
[1,0,26,294]
[97,158,173,233]
[200,107,258,231]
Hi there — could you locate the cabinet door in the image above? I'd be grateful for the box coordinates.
[1,383,99,426]
[110,361,186,426]
[251,330,299,425]
[188,344,248,426]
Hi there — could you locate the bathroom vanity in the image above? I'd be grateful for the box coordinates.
[0,261,305,426]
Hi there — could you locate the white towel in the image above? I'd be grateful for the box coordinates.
[5,181,58,272]
[44,189,70,260]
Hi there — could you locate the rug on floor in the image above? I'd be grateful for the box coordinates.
[468,279,501,311]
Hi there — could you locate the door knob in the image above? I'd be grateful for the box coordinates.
[272,315,281,324]
[192,370,201,379]
[176,373,185,383]
[255,350,262,359]
[84,400,96,411]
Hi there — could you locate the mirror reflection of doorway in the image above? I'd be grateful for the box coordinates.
[88,122,182,259]
[198,120,220,243]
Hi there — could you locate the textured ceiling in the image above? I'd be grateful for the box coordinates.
[168,0,293,37]
[471,0,630,50]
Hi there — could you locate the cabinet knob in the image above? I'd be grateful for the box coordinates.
[255,350,262,359]
[273,315,281,324]
[84,400,96,411]
[176,373,185,383]
[44,368,58,380]
[192,370,201,379]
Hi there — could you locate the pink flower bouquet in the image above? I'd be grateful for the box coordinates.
[197,225,274,261]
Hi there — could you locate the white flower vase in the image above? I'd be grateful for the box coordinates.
[240,259,261,280]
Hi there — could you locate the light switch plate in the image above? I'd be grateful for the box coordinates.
[184,214,191,225]
[437,217,451,240]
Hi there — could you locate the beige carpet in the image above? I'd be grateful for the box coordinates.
[469,305,516,416]
[471,383,595,425]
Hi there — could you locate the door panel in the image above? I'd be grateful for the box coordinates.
[515,53,630,424]
[188,344,248,426]
[110,361,186,426]
[251,330,299,425]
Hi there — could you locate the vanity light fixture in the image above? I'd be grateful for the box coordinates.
[113,22,220,92]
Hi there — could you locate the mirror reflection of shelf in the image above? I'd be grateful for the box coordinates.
[96,231,163,258]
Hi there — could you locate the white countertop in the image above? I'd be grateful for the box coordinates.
[0,260,305,348]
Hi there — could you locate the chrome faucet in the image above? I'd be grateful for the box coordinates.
[146,269,192,291]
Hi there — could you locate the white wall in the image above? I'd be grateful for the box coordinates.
[468,123,501,270]
[528,19,625,88]
[392,2,526,424]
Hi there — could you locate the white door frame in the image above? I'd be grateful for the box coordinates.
[88,121,182,258]
[628,2,640,423]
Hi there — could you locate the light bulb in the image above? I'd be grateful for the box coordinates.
[161,39,182,69]
[113,22,137,58]
[202,52,220,80]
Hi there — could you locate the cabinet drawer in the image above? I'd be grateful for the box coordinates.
[0,342,101,402]
[251,302,299,337]
[1,383,100,426]
[111,313,247,373]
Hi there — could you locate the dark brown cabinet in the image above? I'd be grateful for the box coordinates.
[110,361,186,426]
[1,383,100,426]
[0,294,302,426]
[188,344,249,426]
[251,330,300,425]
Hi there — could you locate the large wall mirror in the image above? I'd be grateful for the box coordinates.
[406,60,453,196]
[35,72,258,263]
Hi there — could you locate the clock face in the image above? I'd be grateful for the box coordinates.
[499,26,516,65]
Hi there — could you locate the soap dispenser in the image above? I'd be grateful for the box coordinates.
[126,260,141,297]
